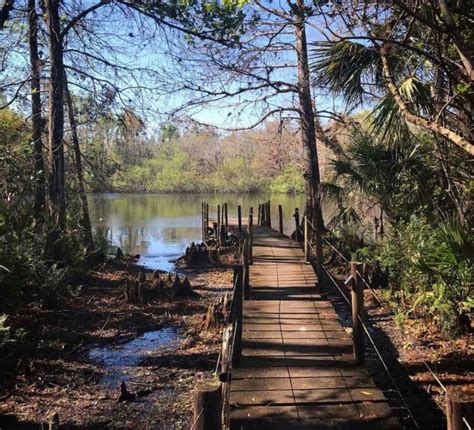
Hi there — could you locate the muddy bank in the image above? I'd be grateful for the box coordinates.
[0,257,234,429]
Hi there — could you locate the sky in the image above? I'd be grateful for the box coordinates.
[0,0,348,132]
[61,0,349,131]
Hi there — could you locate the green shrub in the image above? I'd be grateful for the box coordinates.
[0,201,84,309]
[379,216,473,332]
[0,315,26,377]
[93,226,114,257]
[270,163,305,194]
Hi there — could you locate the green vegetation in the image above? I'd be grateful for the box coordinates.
[321,126,472,334]
[83,119,306,194]
[378,218,473,331]
[310,1,474,335]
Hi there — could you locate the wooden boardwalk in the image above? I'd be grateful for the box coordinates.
[229,226,400,430]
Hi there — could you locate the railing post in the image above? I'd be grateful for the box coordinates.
[351,262,365,365]
[220,324,232,389]
[193,380,223,430]
[278,204,283,234]
[257,204,261,226]
[304,216,310,263]
[237,205,242,234]
[446,389,474,430]
[242,239,250,300]
[294,208,300,242]
[248,208,253,264]
[231,265,243,365]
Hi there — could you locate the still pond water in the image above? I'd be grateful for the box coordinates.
[89,193,319,272]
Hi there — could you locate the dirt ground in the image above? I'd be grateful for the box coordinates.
[1,252,472,430]
[0,257,234,429]
[324,264,473,430]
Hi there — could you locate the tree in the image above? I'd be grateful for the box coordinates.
[310,1,474,156]
[27,0,45,219]
[64,75,94,252]
[35,0,249,258]
[45,0,66,259]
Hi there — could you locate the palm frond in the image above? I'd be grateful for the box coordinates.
[310,40,381,108]
[369,93,412,143]
[328,206,362,229]
[320,181,345,206]
[398,76,433,115]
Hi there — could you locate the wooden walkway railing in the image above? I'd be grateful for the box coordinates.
[193,201,473,430]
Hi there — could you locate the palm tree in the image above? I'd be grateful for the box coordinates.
[321,129,433,228]
[309,10,472,221]
[309,2,474,156]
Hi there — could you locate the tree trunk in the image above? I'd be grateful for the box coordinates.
[45,0,66,258]
[28,0,45,220]
[64,74,94,253]
[294,0,325,287]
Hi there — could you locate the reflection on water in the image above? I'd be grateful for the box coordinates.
[89,193,318,271]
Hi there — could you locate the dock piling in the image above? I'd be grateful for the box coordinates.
[294,208,300,242]
[278,204,283,234]
[237,205,242,234]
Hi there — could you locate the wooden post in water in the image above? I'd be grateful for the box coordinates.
[351,262,365,365]
[224,203,228,240]
[267,200,271,227]
[217,204,221,244]
[204,202,208,241]
[304,216,310,263]
[231,265,243,364]
[201,202,204,242]
[205,202,208,241]
[193,380,222,430]
[294,208,300,242]
[278,204,283,234]
[446,389,474,430]
[237,205,242,234]
[206,204,209,240]
[248,208,253,264]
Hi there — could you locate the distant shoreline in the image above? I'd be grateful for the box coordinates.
[87,190,305,196]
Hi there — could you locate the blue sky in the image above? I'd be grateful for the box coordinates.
[0,0,347,131]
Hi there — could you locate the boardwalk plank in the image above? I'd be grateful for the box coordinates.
[229,225,399,429]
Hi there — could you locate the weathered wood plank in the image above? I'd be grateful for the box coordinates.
[229,225,399,429]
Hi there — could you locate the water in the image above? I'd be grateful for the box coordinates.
[88,327,180,387]
[89,193,313,272]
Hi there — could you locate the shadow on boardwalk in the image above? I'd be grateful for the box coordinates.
[323,276,446,430]
[229,226,402,430]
